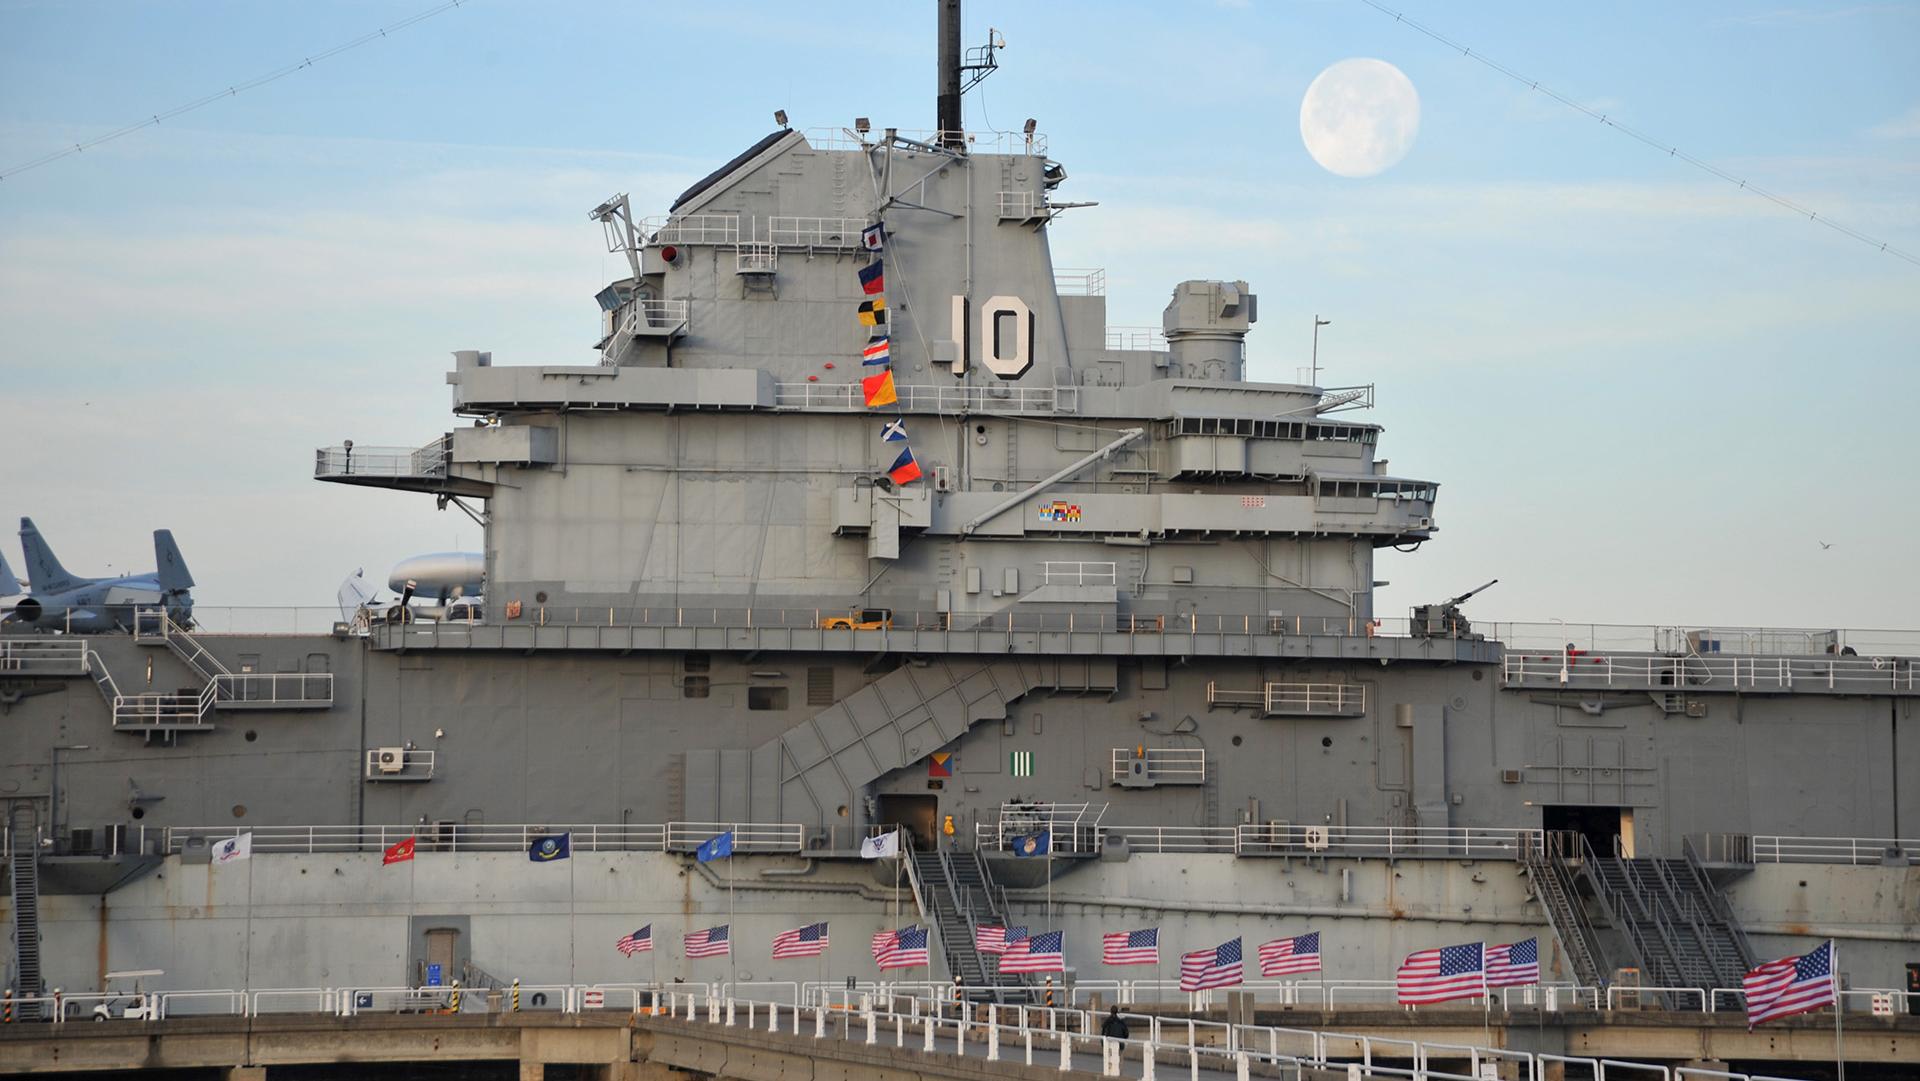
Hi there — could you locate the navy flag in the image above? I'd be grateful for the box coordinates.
[1012,829,1051,857]
[696,830,735,863]
[528,832,572,862]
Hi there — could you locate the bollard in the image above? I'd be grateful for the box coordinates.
[768,1001,779,1033]
[896,1014,904,1046]
[987,1012,1000,1061]
[725,997,735,1027]
[511,979,520,1012]
[449,980,462,1014]
[1188,1045,1199,1081]
[1026,1029,1034,1066]
[865,1008,876,1044]
[3,988,11,1024]
[1236,1051,1250,1081]
[52,989,63,1025]
[1141,1039,1156,1081]
[1045,975,1055,1009]
[924,1014,936,1051]
[815,1005,827,1039]
[1059,1031,1072,1071]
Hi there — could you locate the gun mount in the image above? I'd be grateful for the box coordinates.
[1411,578,1498,640]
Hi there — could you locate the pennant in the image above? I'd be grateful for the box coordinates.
[857,261,885,295]
[862,370,898,408]
[881,418,908,442]
[862,336,891,365]
[887,446,923,485]
[857,297,888,326]
[383,837,417,865]
[861,222,885,252]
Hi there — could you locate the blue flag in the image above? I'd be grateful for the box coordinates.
[1012,829,1051,857]
[697,831,736,863]
[528,832,572,862]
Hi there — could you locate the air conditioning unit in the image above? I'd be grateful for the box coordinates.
[1303,825,1329,851]
[932,465,952,492]
[1500,769,1523,784]
[375,746,407,773]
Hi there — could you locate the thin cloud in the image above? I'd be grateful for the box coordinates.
[1712,5,1905,26]
[1867,105,1920,140]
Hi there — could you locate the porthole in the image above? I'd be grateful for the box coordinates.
[1320,736,1333,748]
[244,730,259,742]
[1231,735,1243,747]
[232,804,248,818]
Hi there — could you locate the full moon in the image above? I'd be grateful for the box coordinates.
[1299,58,1421,178]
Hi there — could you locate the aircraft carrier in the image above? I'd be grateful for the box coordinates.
[3,0,1915,1028]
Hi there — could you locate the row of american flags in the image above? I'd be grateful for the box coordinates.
[608,920,1836,1028]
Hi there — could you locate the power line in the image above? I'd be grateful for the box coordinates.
[1356,0,1919,268]
[0,0,470,183]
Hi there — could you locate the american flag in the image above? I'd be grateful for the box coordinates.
[1179,938,1244,992]
[1258,931,1321,976]
[615,925,653,956]
[772,921,829,960]
[873,926,929,970]
[1396,942,1485,1005]
[684,924,730,959]
[1743,941,1837,1028]
[976,925,1027,955]
[1102,928,1159,966]
[999,930,1066,973]
[1485,938,1540,987]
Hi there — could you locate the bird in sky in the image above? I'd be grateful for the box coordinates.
[1818,541,1833,550]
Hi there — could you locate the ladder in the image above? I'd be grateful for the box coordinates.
[7,806,43,1018]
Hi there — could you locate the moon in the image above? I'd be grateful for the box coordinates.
[1300,58,1421,178]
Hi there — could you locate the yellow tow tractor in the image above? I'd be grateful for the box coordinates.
[820,608,894,631]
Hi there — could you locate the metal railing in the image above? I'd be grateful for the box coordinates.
[638,214,741,244]
[1109,747,1205,784]
[212,672,334,707]
[617,298,690,333]
[1737,834,1919,864]
[996,190,1037,217]
[152,821,804,855]
[1053,268,1105,296]
[1265,681,1367,716]
[801,127,1048,156]
[1104,325,1167,351]
[1041,560,1116,586]
[363,747,435,780]
[314,436,451,481]
[765,216,868,247]
[735,243,776,273]
[0,638,90,675]
[772,381,1071,414]
[111,683,216,730]
[1502,650,1916,693]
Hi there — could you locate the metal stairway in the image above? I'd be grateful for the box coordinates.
[910,847,1030,1004]
[1519,832,1608,990]
[7,806,44,1018]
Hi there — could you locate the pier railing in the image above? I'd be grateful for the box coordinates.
[153,821,805,856]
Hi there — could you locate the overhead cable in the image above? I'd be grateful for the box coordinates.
[1,0,469,183]
[1356,0,1918,268]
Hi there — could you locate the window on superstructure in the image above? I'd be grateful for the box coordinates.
[749,687,789,711]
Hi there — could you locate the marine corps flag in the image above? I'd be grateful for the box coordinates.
[383,837,416,865]
[857,297,887,326]
[862,369,898,408]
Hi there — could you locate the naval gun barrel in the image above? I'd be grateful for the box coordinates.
[1443,579,1498,607]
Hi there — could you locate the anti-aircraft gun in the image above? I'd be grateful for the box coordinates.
[1410,579,1498,640]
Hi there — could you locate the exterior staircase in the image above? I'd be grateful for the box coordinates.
[1519,832,1608,990]
[909,846,1030,1004]
[8,806,45,1018]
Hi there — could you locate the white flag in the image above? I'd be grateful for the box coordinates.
[212,833,253,864]
[859,830,900,859]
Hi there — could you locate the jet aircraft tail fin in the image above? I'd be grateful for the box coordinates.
[0,550,19,596]
[153,530,195,594]
[19,518,80,594]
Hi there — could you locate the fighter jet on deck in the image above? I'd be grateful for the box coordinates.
[2,518,195,633]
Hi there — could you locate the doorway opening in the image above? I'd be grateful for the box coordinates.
[1542,804,1625,857]
[875,793,939,849]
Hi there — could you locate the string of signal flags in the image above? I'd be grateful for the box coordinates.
[854,221,922,486]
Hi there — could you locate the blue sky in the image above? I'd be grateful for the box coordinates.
[2,0,1915,633]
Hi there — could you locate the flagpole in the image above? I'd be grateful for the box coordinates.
[569,842,578,985]
[728,847,738,992]
[1833,940,1844,1081]
[244,848,255,993]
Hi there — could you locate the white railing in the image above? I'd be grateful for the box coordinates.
[765,216,868,248]
[1750,835,1919,864]
[363,747,435,780]
[1109,747,1205,784]
[619,298,690,333]
[314,436,451,480]
[1105,325,1167,351]
[801,127,1048,156]
[1041,561,1116,587]
[1234,824,1542,859]
[735,243,776,273]
[0,638,90,675]
[997,190,1037,218]
[981,801,1108,854]
[1096,824,1238,854]
[639,214,741,245]
[111,683,216,729]
[156,821,803,856]
[772,381,1069,414]
[1502,651,1916,693]
[1053,268,1105,296]
[1263,681,1368,716]
[213,672,334,708]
